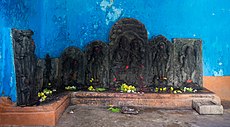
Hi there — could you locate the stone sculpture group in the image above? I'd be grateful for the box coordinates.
[12,18,202,106]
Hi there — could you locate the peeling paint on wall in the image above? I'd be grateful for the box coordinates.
[213,69,224,76]
[99,0,123,25]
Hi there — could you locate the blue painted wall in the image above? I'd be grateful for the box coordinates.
[0,28,17,101]
[38,0,230,77]
[0,0,230,100]
[0,0,41,101]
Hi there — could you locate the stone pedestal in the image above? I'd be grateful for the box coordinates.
[71,89,221,109]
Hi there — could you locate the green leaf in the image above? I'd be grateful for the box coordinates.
[108,107,121,113]
[96,87,106,92]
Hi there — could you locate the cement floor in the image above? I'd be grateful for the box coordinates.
[56,106,230,127]
[6,101,230,127]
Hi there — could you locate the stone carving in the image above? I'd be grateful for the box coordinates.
[42,54,60,90]
[60,47,84,89]
[11,18,204,104]
[43,54,52,88]
[35,59,45,92]
[85,41,109,88]
[12,29,37,106]
[149,35,174,87]
[173,39,202,88]
[109,18,148,90]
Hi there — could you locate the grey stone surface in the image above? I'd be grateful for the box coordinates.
[6,105,230,127]
[193,100,224,115]
[173,39,203,88]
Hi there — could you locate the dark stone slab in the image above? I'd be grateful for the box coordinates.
[60,47,84,89]
[173,39,203,88]
[42,54,60,90]
[109,18,149,90]
[35,59,45,92]
[85,41,109,88]
[149,35,174,87]
[43,54,52,89]
[12,29,38,106]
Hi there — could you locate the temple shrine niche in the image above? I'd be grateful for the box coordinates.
[12,29,37,106]
[85,41,109,88]
[173,39,202,89]
[149,35,174,87]
[109,18,148,89]
[60,47,85,89]
[10,18,204,106]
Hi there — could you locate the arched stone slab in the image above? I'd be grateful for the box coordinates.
[60,46,84,89]
[85,41,109,88]
[109,18,148,90]
[149,35,174,87]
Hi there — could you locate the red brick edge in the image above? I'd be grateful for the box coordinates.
[0,94,70,126]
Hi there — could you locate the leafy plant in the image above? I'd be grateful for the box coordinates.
[95,87,106,92]
[108,105,121,113]
[65,86,77,91]
[108,107,121,113]
[88,86,106,92]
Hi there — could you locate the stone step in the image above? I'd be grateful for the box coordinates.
[192,100,223,115]
[71,91,221,109]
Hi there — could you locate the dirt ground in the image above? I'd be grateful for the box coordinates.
[5,101,230,127]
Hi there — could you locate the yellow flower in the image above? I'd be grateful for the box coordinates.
[155,87,159,92]
[41,95,47,101]
[170,87,174,91]
[90,78,94,82]
[38,92,41,97]
[88,86,95,91]
[160,88,163,91]
[124,85,129,89]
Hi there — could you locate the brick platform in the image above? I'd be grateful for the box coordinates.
[71,89,221,109]
[0,89,223,126]
[0,94,70,126]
